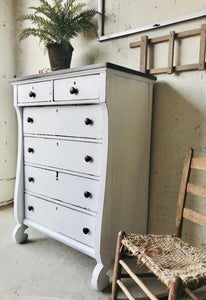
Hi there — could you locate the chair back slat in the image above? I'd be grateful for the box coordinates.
[191,157,206,171]
[187,183,206,199]
[183,207,206,227]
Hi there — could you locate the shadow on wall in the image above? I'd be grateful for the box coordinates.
[148,78,206,250]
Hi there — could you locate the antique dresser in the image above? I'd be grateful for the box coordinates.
[9,63,155,290]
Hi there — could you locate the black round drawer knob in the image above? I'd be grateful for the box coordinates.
[28,177,34,182]
[83,228,89,234]
[29,91,36,98]
[84,155,92,162]
[27,147,34,153]
[70,87,79,95]
[28,206,34,211]
[84,191,92,198]
[27,117,33,123]
[85,118,93,125]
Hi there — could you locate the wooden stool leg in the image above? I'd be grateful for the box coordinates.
[168,276,182,300]
[112,231,125,300]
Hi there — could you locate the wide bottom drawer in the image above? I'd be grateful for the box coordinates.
[25,193,96,247]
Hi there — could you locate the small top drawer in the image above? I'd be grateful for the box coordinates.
[18,81,52,103]
[54,74,100,101]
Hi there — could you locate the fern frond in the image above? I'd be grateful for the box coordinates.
[18,28,54,44]
[69,9,97,36]
[17,14,49,26]
[16,0,97,46]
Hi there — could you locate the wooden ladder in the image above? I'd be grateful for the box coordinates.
[130,24,206,75]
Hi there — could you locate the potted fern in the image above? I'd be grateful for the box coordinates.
[16,0,97,70]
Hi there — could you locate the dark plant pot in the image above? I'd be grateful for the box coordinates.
[46,43,73,71]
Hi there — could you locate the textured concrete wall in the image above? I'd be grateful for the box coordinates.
[14,0,50,76]
[0,0,17,205]
[13,1,206,249]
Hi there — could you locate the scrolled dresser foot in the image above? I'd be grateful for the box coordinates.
[91,262,110,291]
[13,224,28,244]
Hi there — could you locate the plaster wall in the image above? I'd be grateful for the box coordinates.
[0,0,17,205]
[12,1,206,249]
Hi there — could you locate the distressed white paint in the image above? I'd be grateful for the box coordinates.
[25,193,97,248]
[18,80,52,103]
[54,74,100,101]
[24,136,103,176]
[24,165,100,212]
[23,105,104,138]
[10,64,154,290]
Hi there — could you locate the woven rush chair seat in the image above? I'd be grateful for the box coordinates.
[110,148,206,300]
[122,233,206,291]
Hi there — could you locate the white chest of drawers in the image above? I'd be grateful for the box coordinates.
[9,63,155,290]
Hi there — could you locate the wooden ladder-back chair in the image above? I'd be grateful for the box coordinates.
[110,148,206,300]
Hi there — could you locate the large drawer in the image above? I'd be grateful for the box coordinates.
[25,165,99,212]
[54,74,100,101]
[23,104,103,139]
[24,137,102,176]
[18,81,52,103]
[25,193,96,247]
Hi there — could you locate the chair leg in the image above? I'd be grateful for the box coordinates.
[168,276,182,300]
[111,231,125,300]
